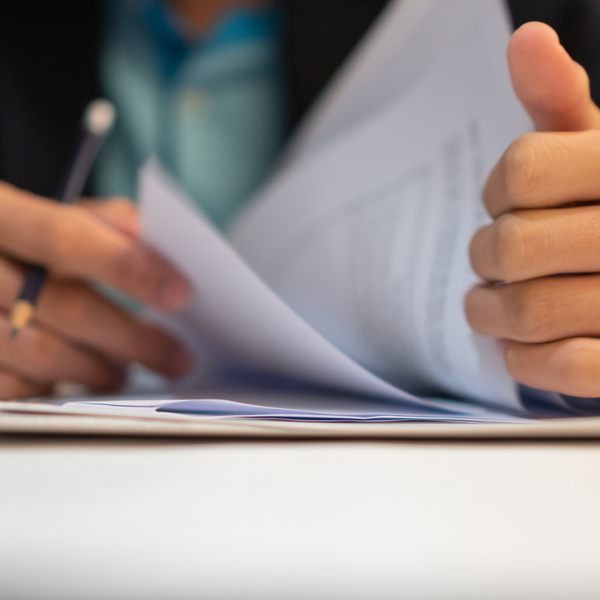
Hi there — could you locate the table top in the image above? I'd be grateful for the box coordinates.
[1,435,599,600]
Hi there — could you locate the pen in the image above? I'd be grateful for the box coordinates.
[9,99,116,338]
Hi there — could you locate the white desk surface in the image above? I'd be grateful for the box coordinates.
[1,436,599,600]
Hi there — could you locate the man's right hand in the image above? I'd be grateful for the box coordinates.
[0,183,192,399]
[466,23,600,397]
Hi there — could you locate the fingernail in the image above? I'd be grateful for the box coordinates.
[159,275,191,311]
[169,346,193,377]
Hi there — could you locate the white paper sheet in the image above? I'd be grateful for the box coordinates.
[140,159,459,414]
[135,0,572,417]
[289,0,515,159]
[0,394,527,424]
[231,0,532,411]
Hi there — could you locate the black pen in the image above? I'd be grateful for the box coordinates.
[9,99,116,338]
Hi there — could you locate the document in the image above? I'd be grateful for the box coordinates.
[141,159,460,415]
[231,0,531,411]
[0,395,523,424]
[139,0,570,418]
[3,392,599,439]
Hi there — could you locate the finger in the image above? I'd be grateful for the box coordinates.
[0,256,191,377]
[0,181,190,312]
[483,130,600,218]
[0,370,51,400]
[508,22,600,132]
[466,275,600,344]
[80,197,140,239]
[0,314,119,389]
[505,338,600,398]
[35,280,192,377]
[470,205,600,282]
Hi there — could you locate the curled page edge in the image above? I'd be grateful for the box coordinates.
[139,158,497,416]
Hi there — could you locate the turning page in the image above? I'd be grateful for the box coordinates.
[230,0,532,410]
[141,159,462,414]
[140,0,564,414]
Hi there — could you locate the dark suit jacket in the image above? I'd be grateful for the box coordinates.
[1,0,599,198]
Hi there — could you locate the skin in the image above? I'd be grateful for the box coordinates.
[169,0,269,35]
[466,22,600,397]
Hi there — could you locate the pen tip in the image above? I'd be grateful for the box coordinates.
[9,300,34,339]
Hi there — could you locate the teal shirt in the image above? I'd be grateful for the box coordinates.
[95,0,286,229]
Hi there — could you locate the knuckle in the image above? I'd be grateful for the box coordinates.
[505,338,600,396]
[40,206,91,269]
[468,229,485,274]
[86,362,115,390]
[49,283,94,327]
[107,196,134,208]
[489,214,529,281]
[504,342,525,381]
[0,373,29,399]
[99,196,137,218]
[115,246,163,297]
[504,134,547,202]
[505,283,552,341]
[464,286,491,334]
[558,339,600,393]
[469,227,496,280]
[464,287,479,325]
[26,329,61,376]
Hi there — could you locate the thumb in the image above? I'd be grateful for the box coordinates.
[508,22,600,131]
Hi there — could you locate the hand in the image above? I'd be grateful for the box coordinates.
[466,22,600,397]
[0,186,192,399]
